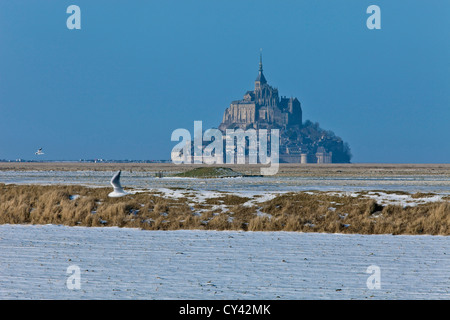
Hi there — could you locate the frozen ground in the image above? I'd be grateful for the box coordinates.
[1,170,449,194]
[0,224,448,299]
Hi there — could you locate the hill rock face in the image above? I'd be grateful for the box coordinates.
[218,55,351,163]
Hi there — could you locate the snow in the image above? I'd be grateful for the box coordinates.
[241,191,285,207]
[364,192,443,207]
[327,191,445,207]
[0,224,448,300]
[144,188,446,211]
[139,188,287,211]
[0,171,449,299]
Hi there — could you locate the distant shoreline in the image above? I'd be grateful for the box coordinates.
[0,162,449,177]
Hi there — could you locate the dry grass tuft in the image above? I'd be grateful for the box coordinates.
[0,183,448,235]
[410,192,437,199]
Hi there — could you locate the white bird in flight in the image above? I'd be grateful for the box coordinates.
[35,148,44,155]
[108,170,128,197]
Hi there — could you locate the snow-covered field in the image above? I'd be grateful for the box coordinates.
[0,170,449,299]
[0,224,448,300]
[1,170,449,194]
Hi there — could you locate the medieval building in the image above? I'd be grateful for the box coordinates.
[171,55,351,164]
[219,54,302,132]
[217,54,346,164]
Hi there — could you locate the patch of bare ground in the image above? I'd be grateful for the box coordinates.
[0,183,448,235]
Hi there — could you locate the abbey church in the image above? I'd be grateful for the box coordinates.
[219,55,302,132]
[218,55,351,164]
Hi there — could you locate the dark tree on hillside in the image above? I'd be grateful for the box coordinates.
[301,121,352,163]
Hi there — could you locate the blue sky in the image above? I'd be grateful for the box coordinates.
[0,0,449,163]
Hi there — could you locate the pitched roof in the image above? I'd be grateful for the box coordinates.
[255,70,267,84]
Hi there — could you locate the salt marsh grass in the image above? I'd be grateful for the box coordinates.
[0,183,448,235]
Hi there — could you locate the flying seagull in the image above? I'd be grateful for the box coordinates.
[35,148,44,155]
[108,170,128,197]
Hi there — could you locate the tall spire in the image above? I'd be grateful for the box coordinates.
[255,48,267,85]
[259,48,263,72]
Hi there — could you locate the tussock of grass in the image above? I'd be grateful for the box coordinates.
[0,183,448,235]
[172,167,243,178]
[411,192,437,199]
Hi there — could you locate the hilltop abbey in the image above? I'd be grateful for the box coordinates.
[219,55,302,132]
[171,54,352,165]
[218,54,351,164]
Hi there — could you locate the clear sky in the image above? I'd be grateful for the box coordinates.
[0,0,449,163]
